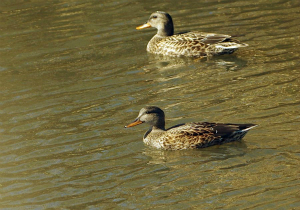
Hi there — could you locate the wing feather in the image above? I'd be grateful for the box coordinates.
[152,32,242,57]
[162,122,256,150]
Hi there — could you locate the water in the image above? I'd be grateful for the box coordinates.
[0,0,299,209]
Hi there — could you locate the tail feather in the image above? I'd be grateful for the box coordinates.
[215,43,248,49]
[240,124,258,132]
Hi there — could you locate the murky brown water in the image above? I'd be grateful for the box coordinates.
[0,0,299,209]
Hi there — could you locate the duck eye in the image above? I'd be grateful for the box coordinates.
[152,15,157,19]
[145,111,150,114]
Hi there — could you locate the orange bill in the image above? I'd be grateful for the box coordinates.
[125,119,143,128]
[136,22,151,30]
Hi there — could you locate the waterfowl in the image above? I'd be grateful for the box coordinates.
[125,106,257,150]
[136,11,248,57]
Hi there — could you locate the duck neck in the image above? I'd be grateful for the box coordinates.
[153,119,166,131]
[157,22,174,37]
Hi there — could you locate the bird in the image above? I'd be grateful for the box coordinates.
[136,11,248,57]
[125,106,257,150]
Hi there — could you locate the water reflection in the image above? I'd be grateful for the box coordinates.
[0,0,300,209]
[143,141,248,166]
[145,53,248,72]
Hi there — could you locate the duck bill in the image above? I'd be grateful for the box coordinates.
[125,119,143,128]
[136,22,151,30]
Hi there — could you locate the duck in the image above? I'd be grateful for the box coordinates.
[136,11,248,57]
[125,106,257,150]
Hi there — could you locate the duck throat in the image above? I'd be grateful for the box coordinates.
[143,126,166,149]
[154,119,166,130]
[157,22,174,36]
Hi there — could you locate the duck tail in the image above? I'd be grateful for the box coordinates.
[240,124,258,132]
[215,42,248,49]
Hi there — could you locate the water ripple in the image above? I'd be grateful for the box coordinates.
[0,0,300,209]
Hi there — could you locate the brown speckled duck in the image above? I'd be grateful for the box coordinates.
[125,106,257,150]
[136,11,248,57]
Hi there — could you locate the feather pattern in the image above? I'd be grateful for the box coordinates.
[137,11,248,57]
[125,106,257,150]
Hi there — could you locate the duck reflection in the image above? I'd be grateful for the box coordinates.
[145,53,248,72]
[143,141,249,166]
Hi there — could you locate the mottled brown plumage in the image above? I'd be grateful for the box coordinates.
[125,106,257,150]
[136,11,248,57]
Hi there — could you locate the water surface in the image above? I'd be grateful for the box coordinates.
[0,0,299,209]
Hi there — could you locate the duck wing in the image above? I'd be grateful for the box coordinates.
[156,32,246,56]
[164,122,256,150]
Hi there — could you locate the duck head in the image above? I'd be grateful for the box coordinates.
[125,106,166,130]
[136,11,174,36]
